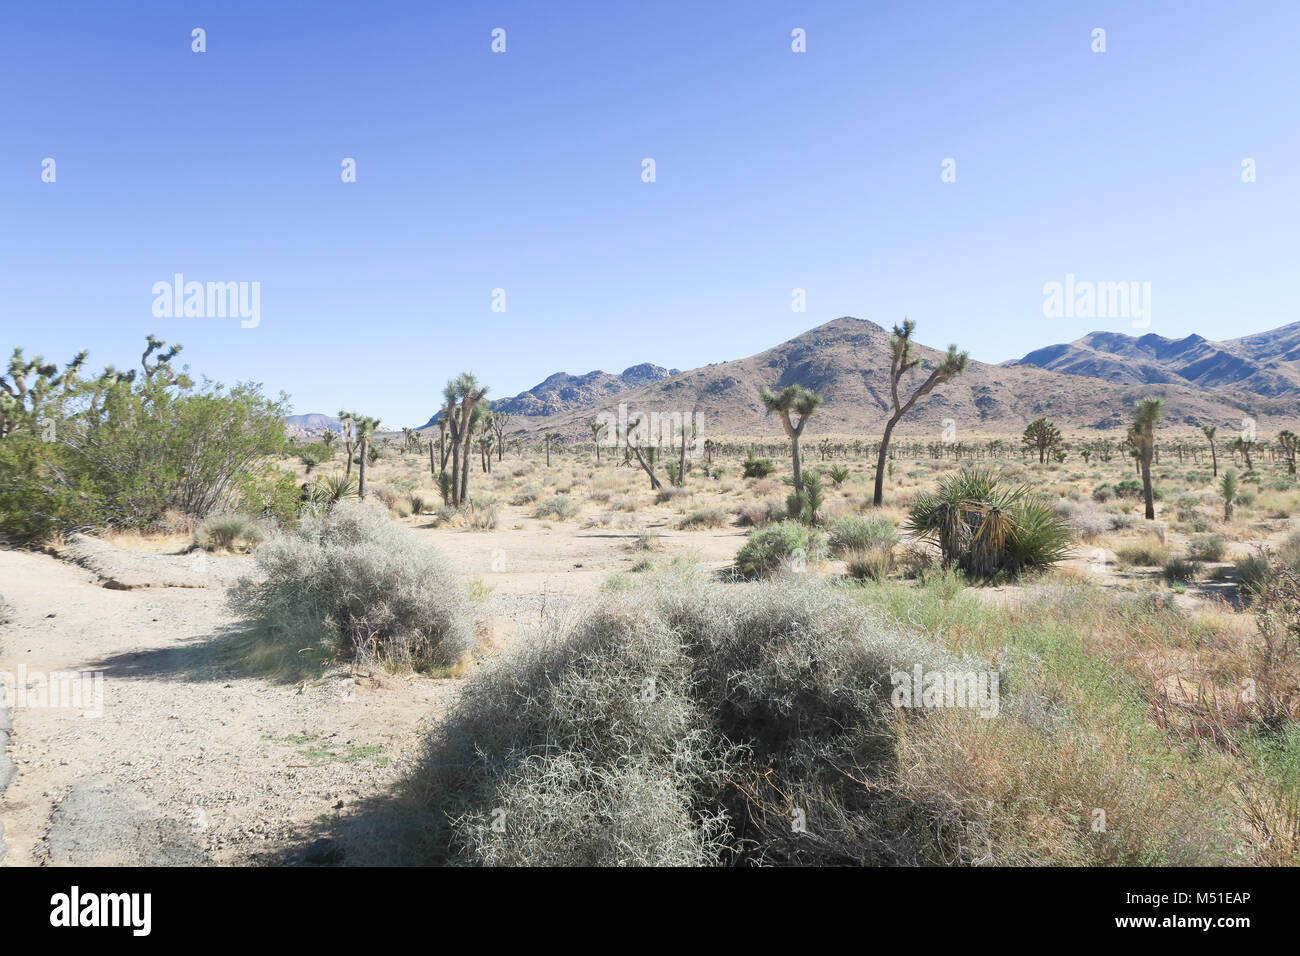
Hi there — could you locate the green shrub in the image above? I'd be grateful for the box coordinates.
[734,520,823,578]
[785,471,825,525]
[1115,536,1171,567]
[195,513,265,552]
[1235,553,1271,594]
[827,465,850,487]
[742,454,775,479]
[827,514,897,556]
[1091,484,1115,503]
[680,507,728,529]
[1162,556,1198,583]
[1187,534,1227,563]
[227,500,476,669]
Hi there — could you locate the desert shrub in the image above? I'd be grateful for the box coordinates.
[1162,556,1198,583]
[742,453,775,479]
[410,572,986,866]
[827,514,897,556]
[785,472,825,525]
[1053,500,1111,541]
[1091,484,1115,503]
[1187,533,1227,563]
[905,467,1071,578]
[510,482,542,506]
[1279,532,1300,573]
[1115,536,1171,567]
[195,513,265,552]
[466,496,500,530]
[844,546,894,581]
[827,464,850,487]
[310,473,358,507]
[297,442,335,474]
[1235,552,1271,594]
[231,463,303,527]
[410,493,427,515]
[227,500,476,669]
[734,520,823,579]
[655,486,691,505]
[536,494,580,521]
[680,507,728,530]
[737,498,783,528]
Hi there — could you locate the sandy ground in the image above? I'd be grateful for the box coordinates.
[0,502,745,866]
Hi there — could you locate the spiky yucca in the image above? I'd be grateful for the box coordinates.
[905,467,1070,578]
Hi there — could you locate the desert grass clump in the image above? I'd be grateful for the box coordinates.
[679,507,728,530]
[536,493,580,521]
[733,520,823,579]
[195,513,265,552]
[737,497,783,528]
[1235,552,1271,594]
[827,514,897,556]
[904,467,1071,578]
[227,500,476,669]
[1114,536,1172,568]
[1188,533,1227,563]
[1162,556,1198,584]
[466,496,500,530]
[510,482,542,506]
[1053,499,1112,542]
[409,571,986,866]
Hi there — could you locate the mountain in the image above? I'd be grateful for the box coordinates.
[285,413,341,439]
[511,317,1294,440]
[419,363,679,427]
[1017,323,1300,399]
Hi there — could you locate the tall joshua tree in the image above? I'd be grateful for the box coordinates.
[490,410,511,462]
[1022,417,1063,464]
[590,419,608,464]
[759,384,822,493]
[1132,397,1164,520]
[443,373,488,507]
[353,414,380,499]
[1202,425,1218,478]
[873,320,969,507]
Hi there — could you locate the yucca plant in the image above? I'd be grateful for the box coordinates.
[904,467,1070,577]
[311,473,359,507]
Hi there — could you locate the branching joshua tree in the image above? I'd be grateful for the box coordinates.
[1202,425,1218,477]
[1277,430,1297,475]
[0,347,88,439]
[590,419,608,464]
[490,410,511,462]
[443,373,488,507]
[1021,417,1063,464]
[1132,397,1164,520]
[872,320,969,507]
[625,414,662,490]
[758,384,822,493]
[1231,434,1256,472]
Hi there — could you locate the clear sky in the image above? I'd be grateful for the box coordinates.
[2,1,1297,427]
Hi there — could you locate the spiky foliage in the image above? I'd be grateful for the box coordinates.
[873,320,968,506]
[905,467,1071,578]
[759,384,822,492]
[785,469,825,525]
[1221,468,1238,521]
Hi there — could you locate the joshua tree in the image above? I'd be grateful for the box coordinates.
[544,431,561,467]
[490,410,511,462]
[758,384,822,493]
[872,320,969,507]
[338,410,356,478]
[1132,397,1164,520]
[1221,469,1238,521]
[443,374,488,507]
[625,414,662,490]
[353,414,380,499]
[1202,425,1218,477]
[590,419,608,464]
[1231,434,1256,471]
[1277,430,1298,475]
[1021,417,1063,464]
[478,433,495,473]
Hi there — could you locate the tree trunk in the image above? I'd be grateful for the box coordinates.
[1209,442,1217,477]
[1140,455,1155,520]
[357,440,368,499]
[872,418,899,507]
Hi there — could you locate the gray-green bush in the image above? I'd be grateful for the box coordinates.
[227,500,476,669]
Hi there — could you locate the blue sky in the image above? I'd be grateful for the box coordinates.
[2,1,1297,427]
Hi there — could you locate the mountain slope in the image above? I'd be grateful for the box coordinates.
[1017,323,1300,398]
[516,317,1293,440]
[419,363,678,427]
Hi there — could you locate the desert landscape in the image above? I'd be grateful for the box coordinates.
[2,315,1297,867]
